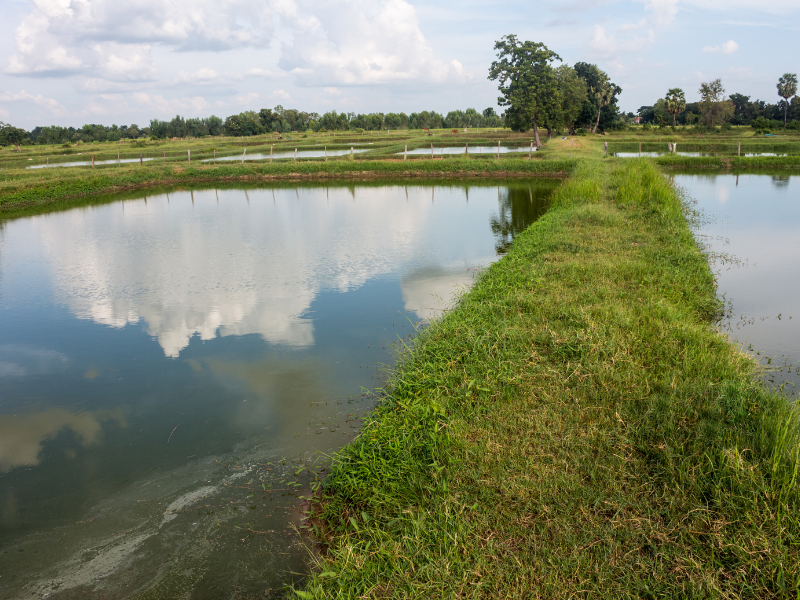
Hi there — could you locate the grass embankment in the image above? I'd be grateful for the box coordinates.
[301,159,800,598]
[0,157,573,212]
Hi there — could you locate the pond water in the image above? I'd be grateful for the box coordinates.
[206,149,370,162]
[401,145,535,156]
[26,158,157,169]
[677,172,800,395]
[0,180,557,598]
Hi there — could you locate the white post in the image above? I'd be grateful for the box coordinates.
[673,143,677,154]
[46,155,49,168]
[241,148,246,163]
[604,141,608,157]
[188,149,191,164]
[529,141,533,160]
[294,148,297,160]
[350,147,353,160]
[404,144,407,161]
[738,141,741,156]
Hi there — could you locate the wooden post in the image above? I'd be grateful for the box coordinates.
[529,141,533,160]
[738,141,741,156]
[674,143,677,154]
[213,149,216,164]
[294,148,297,160]
[241,148,246,163]
[497,140,500,159]
[350,147,353,160]
[604,141,608,157]
[46,155,49,168]
[188,149,191,164]
[91,154,94,168]
[404,144,407,161]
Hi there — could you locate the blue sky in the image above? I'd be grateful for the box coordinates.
[0,0,798,129]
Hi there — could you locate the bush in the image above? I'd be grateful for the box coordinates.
[752,117,771,134]
[576,128,588,136]
[642,123,652,131]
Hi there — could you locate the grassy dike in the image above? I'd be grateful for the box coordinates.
[0,157,571,212]
[298,159,800,598]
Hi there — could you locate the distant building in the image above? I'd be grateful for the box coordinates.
[633,117,642,124]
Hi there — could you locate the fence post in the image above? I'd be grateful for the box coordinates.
[738,141,741,156]
[497,140,500,159]
[404,144,407,162]
[241,148,246,164]
[350,147,353,160]
[529,141,533,160]
[140,152,143,166]
[213,149,215,164]
[92,154,94,168]
[188,149,191,164]
[431,143,433,159]
[294,148,297,161]
[117,146,120,166]
[325,146,327,161]
[46,155,49,168]
[604,141,608,157]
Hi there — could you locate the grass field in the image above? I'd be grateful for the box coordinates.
[297,158,800,598]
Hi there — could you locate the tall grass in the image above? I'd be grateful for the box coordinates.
[300,159,800,598]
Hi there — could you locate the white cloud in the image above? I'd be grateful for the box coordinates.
[133,93,210,114]
[234,92,260,106]
[702,40,738,54]
[589,24,648,59]
[278,0,470,86]
[324,87,342,95]
[639,0,679,27]
[619,19,647,32]
[271,89,292,101]
[0,90,67,115]
[245,68,278,79]
[174,68,221,84]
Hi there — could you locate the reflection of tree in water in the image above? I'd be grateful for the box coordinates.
[771,175,790,190]
[490,185,551,254]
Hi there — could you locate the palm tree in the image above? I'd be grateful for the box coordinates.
[664,88,686,128]
[777,73,798,127]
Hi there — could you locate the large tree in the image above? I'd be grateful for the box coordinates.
[777,73,798,127]
[554,65,587,135]
[0,122,28,151]
[698,79,734,127]
[664,88,686,128]
[573,62,621,133]
[488,35,561,147]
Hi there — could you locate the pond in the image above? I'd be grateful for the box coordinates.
[0,179,558,599]
[26,157,157,169]
[400,145,535,156]
[612,152,789,158]
[206,148,370,162]
[677,172,800,396]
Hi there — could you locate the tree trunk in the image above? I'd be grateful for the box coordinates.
[673,113,677,128]
[15,144,21,152]
[532,120,542,149]
[592,106,602,134]
[785,101,789,127]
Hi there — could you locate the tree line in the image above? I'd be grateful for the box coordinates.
[634,74,799,132]
[0,105,505,147]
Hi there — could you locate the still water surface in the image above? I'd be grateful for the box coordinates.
[677,172,800,394]
[0,180,556,598]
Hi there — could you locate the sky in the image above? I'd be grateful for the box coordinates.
[0,0,798,129]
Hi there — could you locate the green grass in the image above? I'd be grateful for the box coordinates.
[0,157,573,212]
[299,158,800,599]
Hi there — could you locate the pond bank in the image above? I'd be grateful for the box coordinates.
[0,158,573,212]
[301,159,800,598]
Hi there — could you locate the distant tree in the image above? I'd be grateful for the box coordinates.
[664,88,686,128]
[0,122,28,151]
[483,107,497,118]
[777,73,798,127]
[488,35,561,147]
[698,79,734,127]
